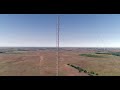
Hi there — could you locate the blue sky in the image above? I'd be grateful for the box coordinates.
[0,14,120,47]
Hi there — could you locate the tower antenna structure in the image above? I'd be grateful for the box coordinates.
[56,16,60,76]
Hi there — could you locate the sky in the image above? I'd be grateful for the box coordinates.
[0,14,120,47]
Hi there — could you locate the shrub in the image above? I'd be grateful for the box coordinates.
[96,73,99,75]
[67,64,70,65]
[79,68,83,72]
[84,70,87,73]
[79,70,82,72]
[73,66,76,68]
[71,65,74,67]
[90,71,95,74]
[75,66,80,70]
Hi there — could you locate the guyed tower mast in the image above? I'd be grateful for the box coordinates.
[56,16,60,76]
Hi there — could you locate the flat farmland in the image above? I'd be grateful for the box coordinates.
[0,47,120,76]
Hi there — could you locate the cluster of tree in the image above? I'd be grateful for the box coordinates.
[67,64,98,76]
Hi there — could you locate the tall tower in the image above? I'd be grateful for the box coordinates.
[56,16,60,76]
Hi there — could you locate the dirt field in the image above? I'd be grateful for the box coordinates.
[0,47,120,76]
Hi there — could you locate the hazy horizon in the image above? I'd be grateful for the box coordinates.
[0,46,120,48]
[0,14,120,47]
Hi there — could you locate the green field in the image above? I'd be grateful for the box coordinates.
[80,54,105,58]
[96,52,120,56]
[0,51,28,54]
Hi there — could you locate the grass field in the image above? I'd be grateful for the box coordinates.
[80,54,105,58]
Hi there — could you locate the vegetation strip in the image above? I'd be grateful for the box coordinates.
[80,54,104,58]
[67,64,99,76]
[96,52,120,56]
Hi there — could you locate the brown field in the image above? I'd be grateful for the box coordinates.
[0,47,120,76]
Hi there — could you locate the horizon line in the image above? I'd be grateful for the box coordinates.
[0,46,120,48]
